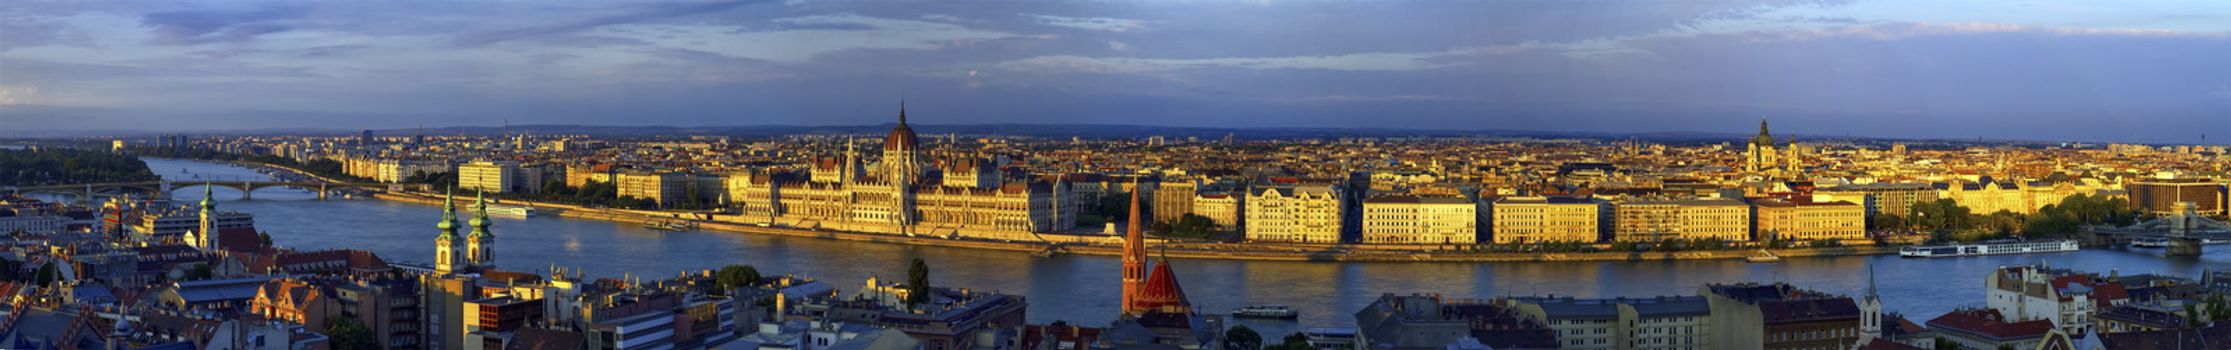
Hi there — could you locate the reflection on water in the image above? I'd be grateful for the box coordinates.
[139,158,2231,333]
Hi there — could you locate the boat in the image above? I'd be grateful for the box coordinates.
[2130,237,2171,248]
[644,221,696,232]
[1899,239,2079,258]
[1232,305,1299,319]
[1745,250,1781,263]
[487,205,539,218]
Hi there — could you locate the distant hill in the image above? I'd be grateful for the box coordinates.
[2,123,2073,146]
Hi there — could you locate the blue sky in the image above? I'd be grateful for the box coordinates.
[2,0,2228,142]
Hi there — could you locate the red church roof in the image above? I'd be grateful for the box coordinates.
[1131,260,1192,313]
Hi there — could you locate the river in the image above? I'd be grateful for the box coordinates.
[138,157,2229,337]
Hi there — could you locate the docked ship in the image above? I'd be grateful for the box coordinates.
[487,205,539,218]
[1231,305,1299,319]
[1899,239,2079,258]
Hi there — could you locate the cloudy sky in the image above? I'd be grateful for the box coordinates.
[2,0,2228,142]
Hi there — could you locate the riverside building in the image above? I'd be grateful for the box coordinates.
[729,105,1082,240]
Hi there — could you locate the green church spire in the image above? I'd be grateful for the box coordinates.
[468,190,491,238]
[436,188,458,237]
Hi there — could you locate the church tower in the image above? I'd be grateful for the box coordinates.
[1746,118,1780,174]
[1120,187,1148,316]
[195,184,217,250]
[466,190,496,270]
[1859,265,1884,340]
[434,189,462,275]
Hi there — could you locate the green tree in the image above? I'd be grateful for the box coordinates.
[715,265,763,292]
[186,264,214,281]
[1224,325,1264,350]
[1276,333,1314,350]
[1868,214,1907,232]
[906,258,931,306]
[1933,337,1960,350]
[2207,293,2229,322]
[33,262,58,285]
[324,316,378,350]
[2187,303,2205,327]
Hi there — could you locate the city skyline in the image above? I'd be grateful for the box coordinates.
[4,1,2230,143]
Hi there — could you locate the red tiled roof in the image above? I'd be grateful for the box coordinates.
[1858,339,1925,350]
[1130,260,1191,313]
[1926,309,2054,340]
[214,227,266,253]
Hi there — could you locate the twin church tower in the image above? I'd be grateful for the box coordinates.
[433,189,496,275]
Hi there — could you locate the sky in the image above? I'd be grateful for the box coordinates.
[2,0,2228,143]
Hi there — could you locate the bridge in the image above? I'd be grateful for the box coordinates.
[4,180,398,202]
[2086,201,2231,256]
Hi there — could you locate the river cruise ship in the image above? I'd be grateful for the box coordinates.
[1899,239,2078,258]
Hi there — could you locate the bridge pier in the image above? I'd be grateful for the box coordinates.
[241,182,253,200]
[317,183,328,200]
[2166,238,2204,256]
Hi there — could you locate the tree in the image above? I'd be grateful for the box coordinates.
[1224,325,1264,350]
[259,231,274,246]
[2207,293,2230,323]
[187,264,214,281]
[324,316,378,350]
[33,262,58,285]
[1933,337,1960,350]
[2187,303,2205,327]
[906,258,931,306]
[1276,333,1314,350]
[1868,214,1907,232]
[715,265,763,292]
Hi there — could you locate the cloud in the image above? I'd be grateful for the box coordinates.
[138,6,307,45]
[997,50,1469,74]
[455,0,764,46]
[1550,0,2231,59]
[1024,14,1145,32]
[590,13,1037,64]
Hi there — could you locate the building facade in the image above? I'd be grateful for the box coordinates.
[1490,196,1603,244]
[2125,177,2226,216]
[1246,185,1345,243]
[1360,196,1478,244]
[457,160,520,194]
[730,106,1080,239]
[616,172,690,207]
[1752,199,1865,242]
[1610,198,1750,242]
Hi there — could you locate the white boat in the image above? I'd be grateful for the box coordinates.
[487,205,538,218]
[1232,305,1299,319]
[1900,239,2079,258]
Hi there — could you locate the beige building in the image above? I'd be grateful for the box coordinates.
[1154,179,1198,225]
[1611,198,1751,242]
[457,161,520,194]
[1508,296,1714,350]
[342,157,448,183]
[1246,185,1344,243]
[1752,199,1864,242]
[728,108,1081,239]
[1192,193,1241,232]
[1815,183,1938,219]
[563,164,616,188]
[615,172,690,206]
[1490,196,1604,244]
[1360,196,1477,244]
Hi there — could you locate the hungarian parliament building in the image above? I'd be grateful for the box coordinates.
[726,106,1086,241]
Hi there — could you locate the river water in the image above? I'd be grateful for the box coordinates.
[139,158,2229,336]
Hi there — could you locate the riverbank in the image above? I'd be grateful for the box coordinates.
[368,191,1899,262]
